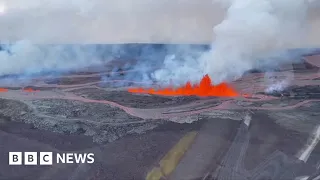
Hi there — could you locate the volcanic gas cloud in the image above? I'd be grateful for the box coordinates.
[128,74,238,97]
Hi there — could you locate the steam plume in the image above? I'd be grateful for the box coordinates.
[153,0,315,84]
[0,0,319,87]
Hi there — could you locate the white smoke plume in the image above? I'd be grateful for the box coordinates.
[0,0,319,87]
[0,41,129,76]
[153,0,315,85]
[0,0,209,82]
[264,70,293,93]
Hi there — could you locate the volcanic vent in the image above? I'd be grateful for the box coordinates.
[128,74,239,97]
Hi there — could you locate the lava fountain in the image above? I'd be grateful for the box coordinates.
[128,74,239,97]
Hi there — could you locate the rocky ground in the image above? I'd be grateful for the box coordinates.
[0,55,319,180]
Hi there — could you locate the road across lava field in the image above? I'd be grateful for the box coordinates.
[0,55,319,180]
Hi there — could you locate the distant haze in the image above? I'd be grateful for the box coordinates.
[0,0,320,86]
[0,0,318,46]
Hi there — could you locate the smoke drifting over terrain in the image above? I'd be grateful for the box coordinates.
[154,0,315,84]
[0,0,319,86]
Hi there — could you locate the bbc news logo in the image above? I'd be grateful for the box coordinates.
[9,152,95,165]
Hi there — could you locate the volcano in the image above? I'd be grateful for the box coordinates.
[128,74,239,97]
[0,44,319,180]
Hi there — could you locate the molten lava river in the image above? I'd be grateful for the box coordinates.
[128,75,239,97]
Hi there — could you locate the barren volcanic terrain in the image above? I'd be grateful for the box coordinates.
[0,53,319,180]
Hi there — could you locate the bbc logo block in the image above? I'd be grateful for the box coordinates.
[9,152,53,165]
[40,152,53,165]
[9,152,94,165]
[25,152,37,165]
[9,152,22,165]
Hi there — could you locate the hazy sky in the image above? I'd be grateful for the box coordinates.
[0,0,319,47]
[0,0,320,87]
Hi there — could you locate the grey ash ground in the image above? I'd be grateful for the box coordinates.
[262,85,320,99]
[69,87,201,108]
[0,57,319,180]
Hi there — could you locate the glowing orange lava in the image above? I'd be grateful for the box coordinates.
[128,74,239,97]
[0,88,8,92]
[23,88,40,92]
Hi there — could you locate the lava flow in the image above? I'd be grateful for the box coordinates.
[23,88,40,92]
[128,74,239,97]
[0,88,8,92]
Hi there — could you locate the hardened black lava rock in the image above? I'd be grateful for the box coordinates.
[262,85,320,99]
